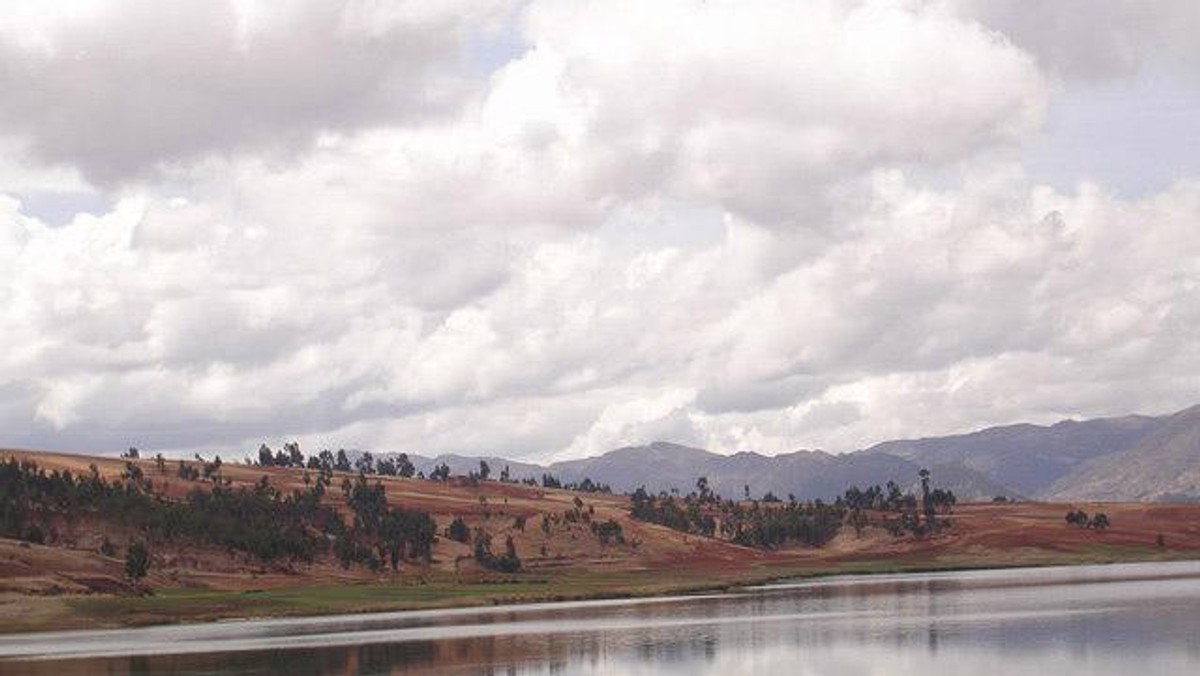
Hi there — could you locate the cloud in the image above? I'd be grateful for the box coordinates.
[943,1,1200,82]
[0,0,508,184]
[12,164,1197,458]
[497,0,1047,225]
[0,1,1197,462]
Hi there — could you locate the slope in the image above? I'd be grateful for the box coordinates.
[1044,405,1200,501]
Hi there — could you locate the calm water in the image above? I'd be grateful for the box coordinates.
[2,561,1199,675]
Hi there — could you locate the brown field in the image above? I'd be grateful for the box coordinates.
[2,448,1199,633]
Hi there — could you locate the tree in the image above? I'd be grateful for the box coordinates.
[317,449,335,471]
[472,527,491,560]
[886,481,903,509]
[124,447,140,459]
[335,449,352,472]
[177,460,199,481]
[447,517,471,543]
[1091,513,1110,530]
[355,451,375,475]
[848,508,868,537]
[1066,510,1089,527]
[929,488,957,514]
[479,460,491,481]
[397,453,415,478]
[125,540,150,583]
[919,468,935,531]
[472,527,521,572]
[258,444,274,467]
[593,519,624,545]
[285,441,304,468]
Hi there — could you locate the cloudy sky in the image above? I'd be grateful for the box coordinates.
[1,0,1198,461]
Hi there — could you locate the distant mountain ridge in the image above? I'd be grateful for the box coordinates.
[1042,405,1200,501]
[865,415,1160,497]
[382,404,1200,502]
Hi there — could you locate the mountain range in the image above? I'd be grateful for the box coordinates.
[393,404,1200,503]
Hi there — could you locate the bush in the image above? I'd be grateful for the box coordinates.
[592,519,624,545]
[125,540,150,582]
[1066,510,1089,527]
[473,529,521,572]
[446,517,470,543]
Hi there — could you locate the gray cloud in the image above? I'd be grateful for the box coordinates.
[0,0,498,184]
[945,0,1200,82]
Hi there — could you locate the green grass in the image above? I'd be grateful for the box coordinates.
[15,546,1200,634]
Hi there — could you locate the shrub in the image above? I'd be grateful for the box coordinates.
[125,540,150,582]
[446,517,471,543]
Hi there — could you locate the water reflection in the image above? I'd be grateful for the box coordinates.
[2,561,1199,675]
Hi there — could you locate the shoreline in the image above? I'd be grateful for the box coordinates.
[3,547,1197,636]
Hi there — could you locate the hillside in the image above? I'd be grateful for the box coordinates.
[864,414,1162,497]
[0,449,705,598]
[2,448,1200,633]
[1043,405,1200,501]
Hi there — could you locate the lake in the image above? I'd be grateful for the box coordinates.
[2,560,1199,675]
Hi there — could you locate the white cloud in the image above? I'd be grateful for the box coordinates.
[502,0,1047,224]
[0,1,1196,460]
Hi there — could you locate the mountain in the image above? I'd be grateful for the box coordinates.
[384,442,1017,502]
[372,442,931,500]
[549,445,1020,501]
[371,404,1198,503]
[1043,405,1200,501]
[862,415,1160,497]
[550,443,929,500]
[551,442,721,493]
[409,454,546,482]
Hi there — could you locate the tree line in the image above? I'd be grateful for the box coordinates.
[628,470,957,548]
[628,478,844,548]
[250,443,611,494]
[839,469,956,537]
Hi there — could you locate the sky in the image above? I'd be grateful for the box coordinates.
[1,0,1198,462]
